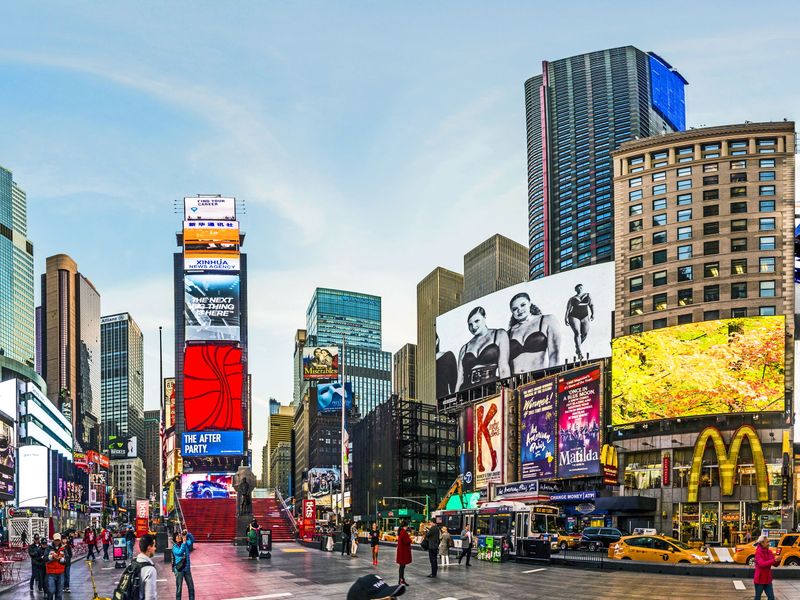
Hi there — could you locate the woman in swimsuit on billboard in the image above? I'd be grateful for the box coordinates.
[456,307,511,391]
[565,284,594,360]
[507,292,562,375]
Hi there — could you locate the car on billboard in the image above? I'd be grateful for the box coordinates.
[185,480,230,499]
[609,535,710,564]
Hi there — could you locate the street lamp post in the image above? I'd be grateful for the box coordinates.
[341,335,347,521]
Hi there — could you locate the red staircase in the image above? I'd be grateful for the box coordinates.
[252,498,296,542]
[179,498,237,543]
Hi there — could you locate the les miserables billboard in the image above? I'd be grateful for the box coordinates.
[184,344,244,432]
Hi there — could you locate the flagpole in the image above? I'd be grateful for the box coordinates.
[158,325,164,518]
[341,334,346,520]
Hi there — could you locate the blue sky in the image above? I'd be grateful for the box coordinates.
[1,2,798,474]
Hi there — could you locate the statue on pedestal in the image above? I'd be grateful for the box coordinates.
[233,466,257,516]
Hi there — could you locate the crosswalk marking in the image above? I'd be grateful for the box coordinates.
[733,580,746,590]
[223,594,293,600]
[523,567,547,573]
[192,562,222,568]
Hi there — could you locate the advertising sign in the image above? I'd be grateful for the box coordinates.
[316,382,353,413]
[458,405,475,491]
[611,316,785,425]
[184,255,240,272]
[302,499,316,540]
[180,474,234,499]
[474,395,504,488]
[108,435,138,458]
[308,467,341,498]
[18,445,48,508]
[185,274,240,341]
[0,379,17,424]
[184,196,236,221]
[662,452,671,488]
[181,430,245,457]
[183,220,239,245]
[135,499,149,537]
[302,346,340,380]
[164,377,175,430]
[0,421,14,500]
[494,480,542,501]
[557,366,601,478]
[519,377,556,480]
[436,262,613,399]
[549,491,597,502]
[183,344,244,431]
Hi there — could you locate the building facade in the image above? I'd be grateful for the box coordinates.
[462,234,528,302]
[392,343,416,400]
[111,457,147,509]
[100,313,144,457]
[269,441,291,497]
[142,409,160,497]
[416,267,463,405]
[0,166,35,368]
[525,46,687,279]
[265,405,292,486]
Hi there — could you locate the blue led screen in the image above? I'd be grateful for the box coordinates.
[649,55,686,132]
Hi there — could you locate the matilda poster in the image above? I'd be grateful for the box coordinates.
[557,366,601,478]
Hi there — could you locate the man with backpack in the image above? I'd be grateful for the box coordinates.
[113,533,158,600]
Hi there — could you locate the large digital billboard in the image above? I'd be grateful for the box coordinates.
[108,435,137,458]
[436,263,613,398]
[474,394,504,488]
[557,366,601,478]
[0,422,15,500]
[181,430,245,457]
[308,467,341,498]
[519,376,556,480]
[18,445,48,508]
[185,274,240,341]
[184,255,240,272]
[184,196,236,221]
[648,53,687,132]
[180,473,234,499]
[183,220,239,245]
[184,344,244,431]
[612,316,785,426]
[164,377,175,430]
[317,382,353,413]
[302,346,340,380]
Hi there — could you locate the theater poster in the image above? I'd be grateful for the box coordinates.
[519,377,556,480]
[474,395,504,488]
[557,366,602,478]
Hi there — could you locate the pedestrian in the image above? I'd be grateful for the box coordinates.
[84,527,98,561]
[247,520,259,559]
[136,533,158,600]
[351,523,359,556]
[20,529,28,547]
[125,526,136,562]
[754,534,779,600]
[172,529,195,600]
[369,522,380,566]
[423,521,440,578]
[28,533,44,592]
[458,525,473,566]
[396,520,412,586]
[439,525,453,567]
[100,526,111,561]
[45,533,67,600]
[722,523,730,546]
[342,520,352,556]
[62,531,73,593]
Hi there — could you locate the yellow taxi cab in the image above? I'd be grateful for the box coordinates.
[732,539,778,565]
[381,530,398,543]
[608,534,711,564]
[774,532,800,566]
[556,531,582,551]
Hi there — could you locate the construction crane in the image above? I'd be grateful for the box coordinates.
[436,475,465,511]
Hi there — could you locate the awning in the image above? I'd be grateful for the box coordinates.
[594,496,657,513]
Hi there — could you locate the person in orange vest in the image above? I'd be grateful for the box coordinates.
[45,533,67,600]
[100,527,112,561]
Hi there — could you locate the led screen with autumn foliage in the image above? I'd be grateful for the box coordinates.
[184,344,244,431]
[612,316,785,426]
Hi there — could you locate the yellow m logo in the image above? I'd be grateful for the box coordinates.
[687,425,768,503]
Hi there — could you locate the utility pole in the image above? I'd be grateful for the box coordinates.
[158,326,164,518]
[341,335,346,521]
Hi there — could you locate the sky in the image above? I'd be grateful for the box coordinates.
[1,2,798,476]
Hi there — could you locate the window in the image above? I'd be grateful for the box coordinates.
[677,166,693,176]
[652,249,667,264]
[703,163,719,173]
[759,171,776,181]
[731,238,747,252]
[759,306,776,316]
[630,237,643,250]
[677,179,692,190]
[653,231,668,244]
[731,282,748,299]
[652,183,667,195]
[704,262,719,278]
[757,138,777,151]
[652,318,668,329]
[653,293,668,311]
[678,266,693,282]
[759,217,775,231]
[677,193,693,205]
[677,146,694,162]
[704,241,720,255]
[678,288,693,306]
[731,219,748,232]
[759,200,776,212]
[629,204,643,216]
[629,299,644,316]
[629,255,644,270]
[731,258,747,275]
[703,222,720,236]
[759,257,775,273]
[702,142,719,153]
[677,226,692,240]
[731,201,748,213]
[629,323,644,334]
[652,214,667,226]
[703,175,719,185]
[651,151,668,167]
[629,177,642,187]
[759,158,775,168]
[653,270,667,286]
[703,189,719,201]
[652,171,666,181]
[730,186,747,198]
[678,245,693,260]
[652,198,667,211]
[677,209,692,222]
[759,236,776,250]
[731,307,747,318]
[678,313,693,325]
[730,172,748,183]
[730,160,747,170]
[759,185,776,196]
[629,189,643,201]
[629,276,644,292]
[703,204,719,217]
[759,281,776,297]
[630,219,643,232]
[704,285,720,302]
[704,310,720,320]
[628,155,644,167]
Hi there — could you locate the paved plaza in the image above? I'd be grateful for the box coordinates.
[4,542,800,599]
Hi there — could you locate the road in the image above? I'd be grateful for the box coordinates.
[4,542,800,599]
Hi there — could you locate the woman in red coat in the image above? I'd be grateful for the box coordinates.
[753,534,779,600]
[396,520,412,586]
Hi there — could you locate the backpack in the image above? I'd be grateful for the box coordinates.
[113,560,144,600]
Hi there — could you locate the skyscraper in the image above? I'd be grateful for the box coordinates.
[0,166,35,368]
[40,254,102,451]
[463,234,528,302]
[143,409,160,496]
[525,46,688,279]
[100,313,144,457]
[416,268,463,405]
[392,343,416,400]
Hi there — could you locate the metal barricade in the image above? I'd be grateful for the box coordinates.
[557,547,605,568]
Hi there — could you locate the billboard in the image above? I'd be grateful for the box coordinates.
[474,395,504,488]
[164,377,176,430]
[18,445,48,508]
[302,346,340,380]
[0,422,15,500]
[181,430,245,457]
[184,196,236,221]
[184,255,240,272]
[611,316,785,426]
[0,379,16,423]
[180,473,234,499]
[557,366,601,478]
[183,220,239,245]
[108,435,137,458]
[458,405,475,491]
[435,263,613,398]
[301,499,316,540]
[648,54,687,132]
[185,274,240,341]
[184,344,244,431]
[316,382,353,413]
[519,376,557,480]
[308,467,341,498]
[135,499,149,537]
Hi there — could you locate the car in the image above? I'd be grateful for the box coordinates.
[609,535,711,564]
[733,540,778,565]
[579,527,627,551]
[775,532,800,566]
[185,480,229,499]
[381,530,398,543]
[556,531,582,551]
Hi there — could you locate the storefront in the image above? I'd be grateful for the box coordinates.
[671,501,787,545]
[549,491,609,532]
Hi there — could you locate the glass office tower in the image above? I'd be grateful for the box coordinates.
[525,46,687,279]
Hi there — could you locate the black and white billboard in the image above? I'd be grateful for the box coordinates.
[185,274,240,341]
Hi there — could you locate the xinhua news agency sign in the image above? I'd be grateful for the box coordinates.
[181,431,245,457]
